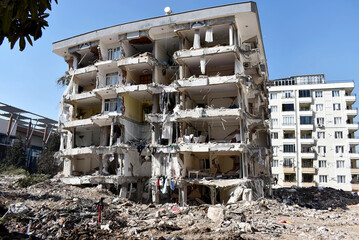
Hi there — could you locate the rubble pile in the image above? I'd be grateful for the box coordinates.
[0,175,359,239]
[273,187,359,209]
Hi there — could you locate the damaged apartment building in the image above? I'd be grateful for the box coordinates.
[53,2,271,205]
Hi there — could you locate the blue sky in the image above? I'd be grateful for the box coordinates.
[0,0,358,120]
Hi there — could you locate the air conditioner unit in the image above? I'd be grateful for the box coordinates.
[242,43,251,51]
[317,124,324,128]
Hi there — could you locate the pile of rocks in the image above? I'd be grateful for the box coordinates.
[273,187,359,209]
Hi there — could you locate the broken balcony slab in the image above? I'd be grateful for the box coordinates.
[174,45,239,60]
[67,92,99,103]
[175,75,241,90]
[92,113,123,127]
[63,118,94,129]
[69,65,97,76]
[145,113,176,123]
[95,59,118,71]
[175,108,241,121]
[117,53,157,69]
[61,146,94,157]
[116,85,153,102]
[93,88,117,99]
[61,144,131,158]
[61,175,139,185]
[178,142,243,153]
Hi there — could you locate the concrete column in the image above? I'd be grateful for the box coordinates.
[67,131,73,149]
[210,186,216,205]
[152,184,160,203]
[152,94,159,113]
[136,181,144,202]
[119,183,128,198]
[193,29,201,49]
[109,119,114,146]
[63,158,72,177]
[229,25,234,46]
[179,183,187,206]
[98,154,103,175]
[179,65,184,79]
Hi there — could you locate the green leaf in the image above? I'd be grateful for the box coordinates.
[19,36,25,51]
[25,35,33,46]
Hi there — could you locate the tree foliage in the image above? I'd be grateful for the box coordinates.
[37,132,60,175]
[3,140,26,169]
[0,0,58,51]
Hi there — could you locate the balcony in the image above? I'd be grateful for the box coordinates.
[301,167,316,173]
[301,152,316,159]
[350,153,359,159]
[300,138,315,145]
[298,97,312,103]
[351,168,359,174]
[283,167,295,173]
[346,108,358,117]
[347,123,359,131]
[348,138,359,145]
[301,182,316,187]
[283,181,296,187]
[351,183,359,191]
[345,94,356,104]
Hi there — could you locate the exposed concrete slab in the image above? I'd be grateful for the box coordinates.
[61,175,140,185]
[178,142,243,152]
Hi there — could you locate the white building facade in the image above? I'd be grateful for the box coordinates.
[268,74,359,192]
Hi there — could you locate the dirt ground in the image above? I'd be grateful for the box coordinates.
[0,174,359,240]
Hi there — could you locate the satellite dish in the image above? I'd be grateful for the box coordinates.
[164,6,172,15]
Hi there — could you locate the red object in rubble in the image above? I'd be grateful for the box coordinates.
[97,197,105,224]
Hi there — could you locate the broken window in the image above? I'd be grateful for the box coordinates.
[104,99,117,112]
[106,73,118,86]
[108,47,122,60]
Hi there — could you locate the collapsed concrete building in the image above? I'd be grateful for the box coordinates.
[53,2,271,205]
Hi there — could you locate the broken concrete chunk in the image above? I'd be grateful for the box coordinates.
[9,203,29,214]
[207,206,225,223]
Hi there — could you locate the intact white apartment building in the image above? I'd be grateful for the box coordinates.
[268,74,359,192]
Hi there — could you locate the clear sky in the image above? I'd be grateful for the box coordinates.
[0,0,358,121]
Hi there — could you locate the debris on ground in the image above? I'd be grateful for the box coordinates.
[0,174,358,239]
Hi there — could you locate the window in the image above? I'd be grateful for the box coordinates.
[299,89,311,98]
[108,47,122,60]
[271,119,278,127]
[104,99,117,112]
[337,175,345,183]
[270,106,278,113]
[300,116,312,125]
[335,146,344,154]
[333,103,341,111]
[317,117,324,125]
[282,90,293,98]
[282,104,294,111]
[270,93,277,100]
[335,131,343,139]
[319,175,328,183]
[336,160,345,168]
[283,158,294,167]
[283,116,295,125]
[318,146,326,155]
[315,91,323,98]
[319,160,327,168]
[271,132,278,139]
[106,72,118,86]
[272,146,279,155]
[272,159,279,167]
[334,117,342,125]
[317,132,325,139]
[283,145,295,153]
[316,104,323,111]
[284,132,295,139]
[332,90,340,97]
